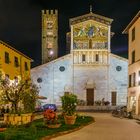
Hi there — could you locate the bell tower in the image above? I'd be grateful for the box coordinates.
[42,10,58,64]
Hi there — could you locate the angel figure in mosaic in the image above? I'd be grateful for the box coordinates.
[78,27,86,37]
[96,27,103,36]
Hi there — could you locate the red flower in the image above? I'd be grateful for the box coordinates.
[43,109,57,124]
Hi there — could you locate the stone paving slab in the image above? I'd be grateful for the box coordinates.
[51,113,140,140]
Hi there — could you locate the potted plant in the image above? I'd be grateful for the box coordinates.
[95,100,101,106]
[0,73,39,125]
[77,99,86,106]
[104,101,110,106]
[43,109,61,128]
[61,92,78,125]
[0,123,7,132]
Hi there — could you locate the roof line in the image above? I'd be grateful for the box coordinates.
[0,40,33,62]
[110,53,128,62]
[70,12,113,25]
[122,11,140,34]
[31,54,71,70]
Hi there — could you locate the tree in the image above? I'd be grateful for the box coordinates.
[0,72,39,114]
[22,83,39,113]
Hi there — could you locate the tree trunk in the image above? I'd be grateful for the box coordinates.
[13,103,18,113]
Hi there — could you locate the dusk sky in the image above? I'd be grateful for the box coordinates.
[0,0,140,67]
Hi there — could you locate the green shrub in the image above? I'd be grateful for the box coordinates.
[61,93,78,116]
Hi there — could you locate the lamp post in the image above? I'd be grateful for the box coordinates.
[48,49,54,104]
[73,49,74,94]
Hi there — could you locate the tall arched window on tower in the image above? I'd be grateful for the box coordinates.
[82,54,86,62]
[95,54,99,62]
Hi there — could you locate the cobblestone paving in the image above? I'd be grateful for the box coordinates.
[52,113,140,140]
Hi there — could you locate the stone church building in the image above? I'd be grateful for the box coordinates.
[31,9,128,106]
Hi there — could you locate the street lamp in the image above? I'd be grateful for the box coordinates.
[48,49,54,61]
[49,50,54,56]
[73,49,74,94]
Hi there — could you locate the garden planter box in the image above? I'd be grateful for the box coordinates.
[4,113,32,125]
[21,113,32,124]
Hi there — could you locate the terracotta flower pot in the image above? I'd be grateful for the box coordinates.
[47,123,61,128]
[0,128,6,132]
[64,115,77,125]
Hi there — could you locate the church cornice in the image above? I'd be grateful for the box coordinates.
[73,49,108,52]
[70,12,113,26]
[110,53,128,62]
[73,63,109,67]
[31,54,71,70]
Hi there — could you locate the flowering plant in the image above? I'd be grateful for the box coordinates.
[61,93,78,116]
[43,109,58,125]
[94,100,102,106]
[104,101,110,106]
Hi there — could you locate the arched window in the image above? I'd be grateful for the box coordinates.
[82,54,86,62]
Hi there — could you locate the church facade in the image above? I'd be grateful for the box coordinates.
[31,10,128,106]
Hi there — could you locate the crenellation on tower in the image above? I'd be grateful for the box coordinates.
[50,10,54,14]
[42,9,58,15]
[55,9,58,14]
[41,9,58,64]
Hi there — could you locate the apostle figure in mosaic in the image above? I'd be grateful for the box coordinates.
[87,26,94,37]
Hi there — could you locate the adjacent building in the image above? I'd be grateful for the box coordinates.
[0,40,32,81]
[123,11,140,115]
[31,10,128,106]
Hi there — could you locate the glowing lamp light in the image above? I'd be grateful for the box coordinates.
[49,50,54,56]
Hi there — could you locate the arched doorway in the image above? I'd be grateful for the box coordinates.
[86,88,94,105]
[111,91,117,106]
[86,79,95,105]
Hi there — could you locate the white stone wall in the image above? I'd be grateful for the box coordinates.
[73,65,109,101]
[31,53,128,106]
[109,54,128,105]
[31,55,72,105]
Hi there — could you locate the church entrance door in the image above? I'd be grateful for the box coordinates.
[86,88,94,105]
[111,92,117,106]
